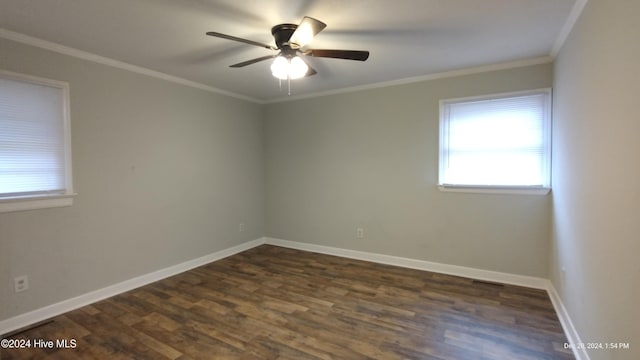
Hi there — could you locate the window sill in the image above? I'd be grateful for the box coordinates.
[0,193,76,213]
[438,185,550,195]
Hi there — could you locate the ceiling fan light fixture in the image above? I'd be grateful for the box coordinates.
[270,55,308,80]
[207,15,367,85]
[270,56,289,79]
[289,56,309,79]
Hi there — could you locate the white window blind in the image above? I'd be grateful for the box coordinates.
[0,73,71,199]
[439,90,551,189]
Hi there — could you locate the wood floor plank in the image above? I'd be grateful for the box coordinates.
[1,245,573,359]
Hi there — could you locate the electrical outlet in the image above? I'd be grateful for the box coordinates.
[14,275,29,293]
[239,223,245,232]
[356,227,364,239]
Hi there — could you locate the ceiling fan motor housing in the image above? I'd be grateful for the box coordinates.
[271,24,298,52]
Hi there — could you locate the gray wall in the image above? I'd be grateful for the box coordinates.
[265,64,553,277]
[0,38,265,321]
[11,9,639,355]
[551,1,640,359]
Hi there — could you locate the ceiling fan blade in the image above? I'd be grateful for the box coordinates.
[297,56,317,77]
[306,49,370,61]
[206,31,277,50]
[306,66,317,77]
[289,16,327,47]
[230,55,277,68]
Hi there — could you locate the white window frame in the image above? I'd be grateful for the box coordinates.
[0,70,75,212]
[438,89,552,195]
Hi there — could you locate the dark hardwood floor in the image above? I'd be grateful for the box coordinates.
[2,245,573,359]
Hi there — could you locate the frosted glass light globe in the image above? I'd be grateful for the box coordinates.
[289,56,309,79]
[270,56,289,80]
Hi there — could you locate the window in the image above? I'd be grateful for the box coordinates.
[439,89,551,194]
[0,70,74,212]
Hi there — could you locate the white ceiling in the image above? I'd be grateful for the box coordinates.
[0,0,577,102]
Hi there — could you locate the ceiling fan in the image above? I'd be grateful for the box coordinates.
[206,16,370,84]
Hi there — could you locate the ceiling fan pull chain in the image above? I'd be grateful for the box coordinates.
[288,77,291,96]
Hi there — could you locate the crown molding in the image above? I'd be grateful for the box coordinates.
[550,0,589,57]
[2,11,577,106]
[0,28,262,104]
[265,56,553,104]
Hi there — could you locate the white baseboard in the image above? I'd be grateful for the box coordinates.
[265,237,549,289]
[547,284,590,360]
[0,237,266,336]
[2,236,586,360]
[264,237,586,360]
